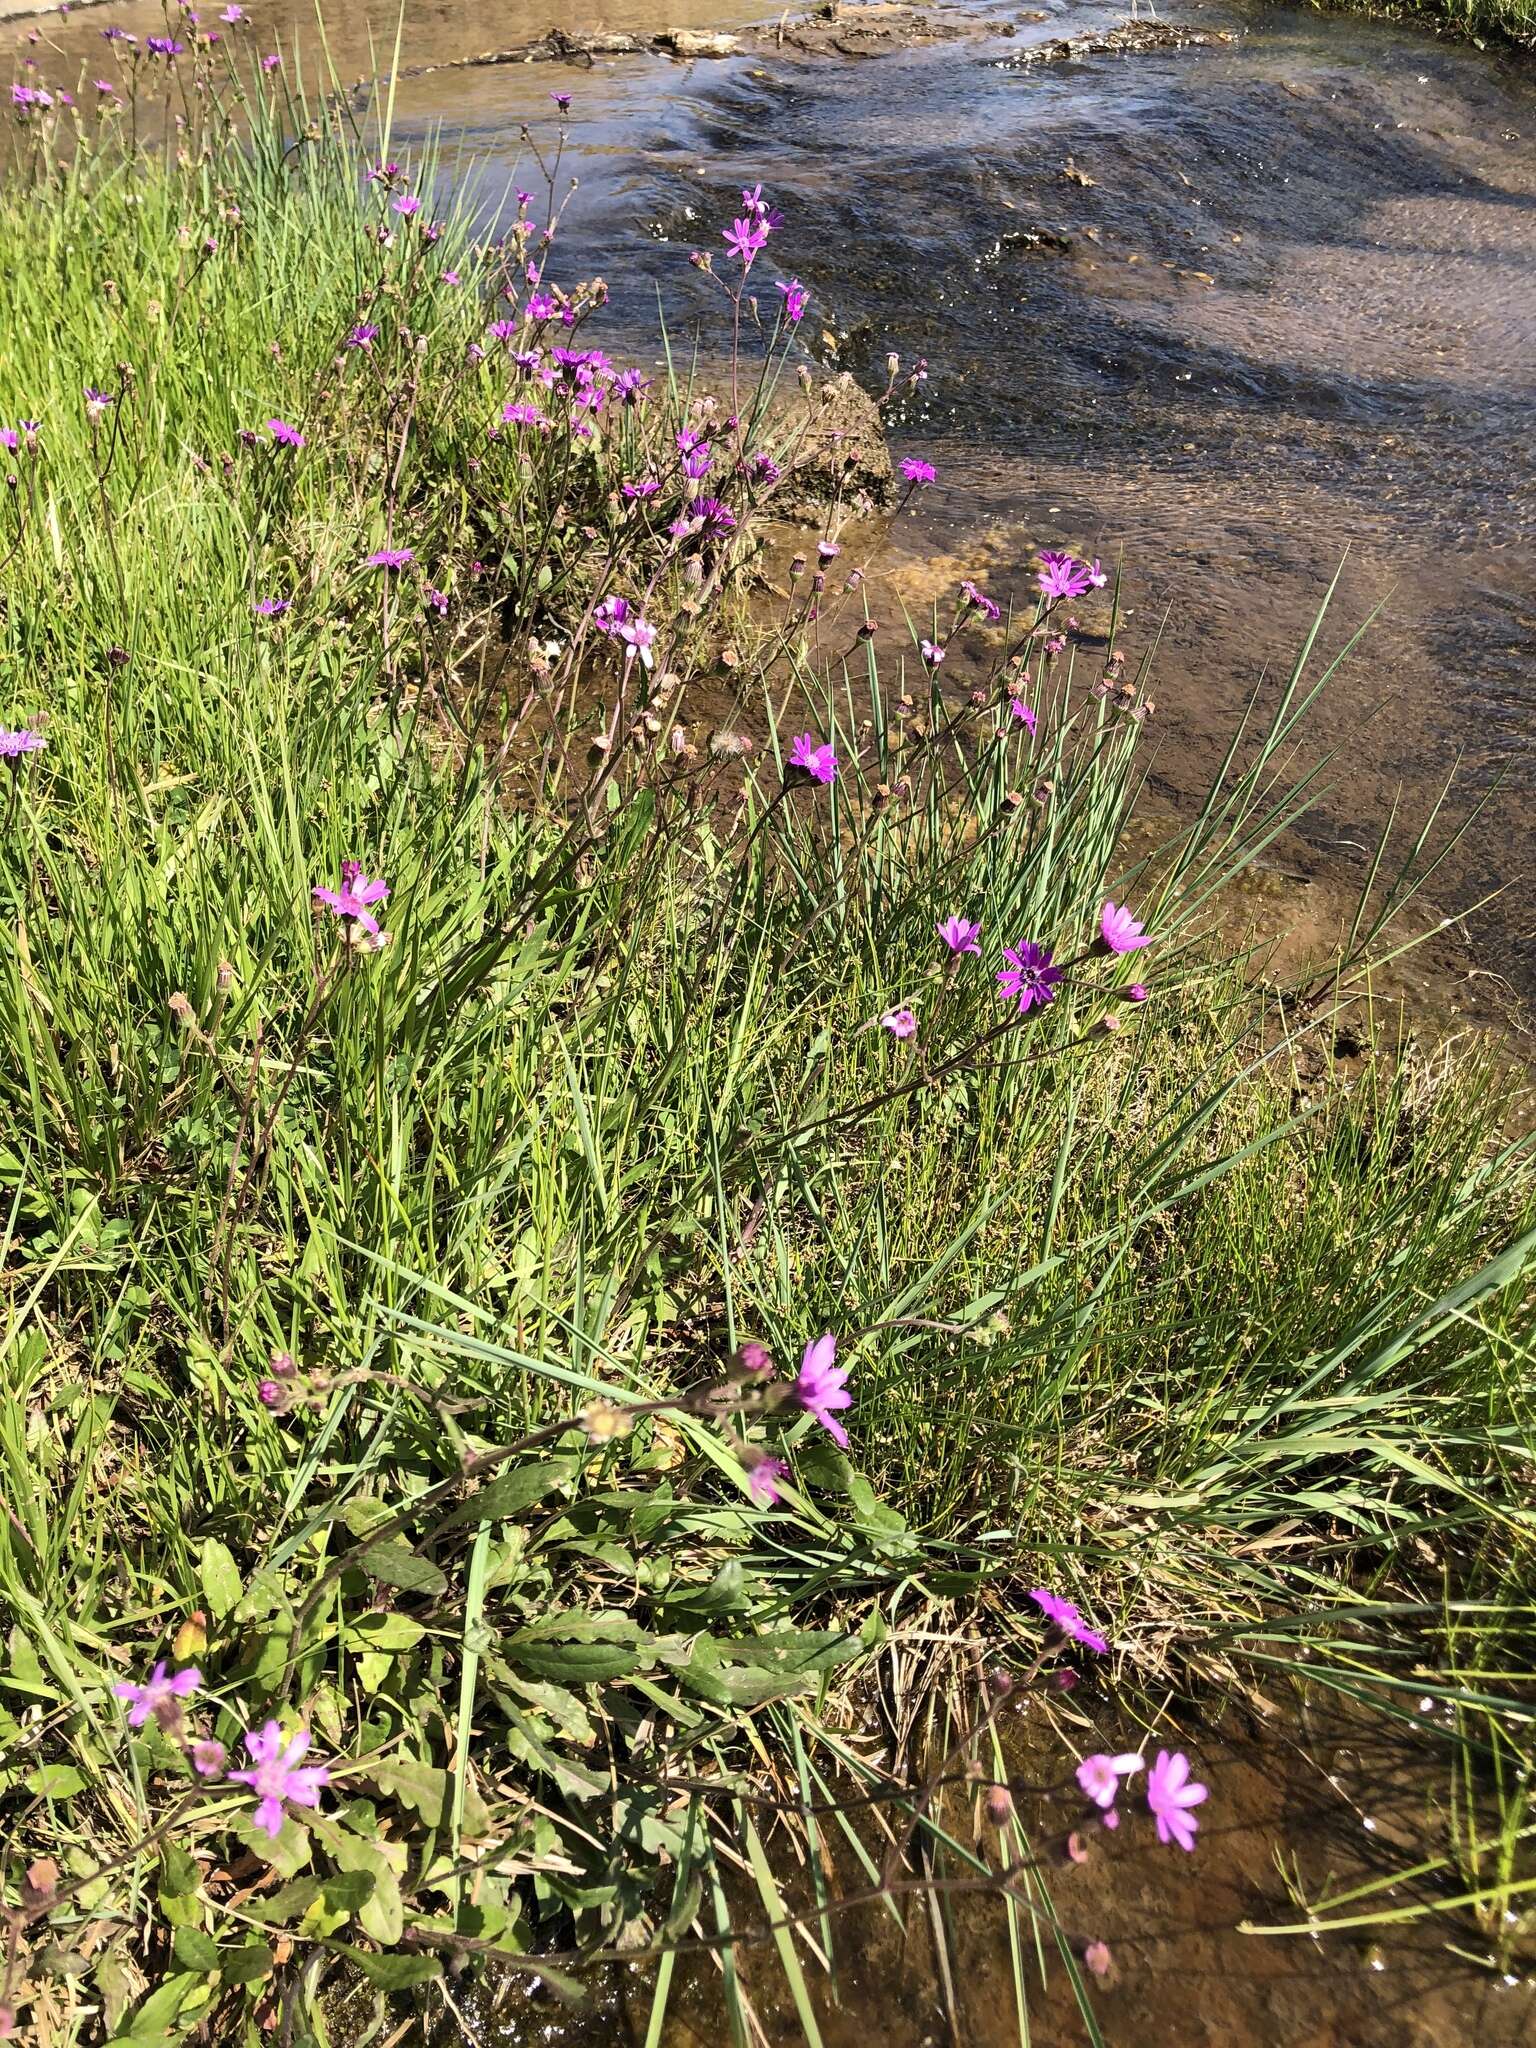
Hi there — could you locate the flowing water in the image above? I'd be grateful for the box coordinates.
[14,0,1536,2036]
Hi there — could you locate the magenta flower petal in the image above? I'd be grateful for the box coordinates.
[1028,1588,1108,1655]
[997,943,1063,1015]
[937,915,981,955]
[795,1333,852,1449]
[1100,901,1151,954]
[787,732,838,785]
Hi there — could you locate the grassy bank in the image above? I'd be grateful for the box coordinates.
[1,20,1533,2045]
[1319,0,1536,49]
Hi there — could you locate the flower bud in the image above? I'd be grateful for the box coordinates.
[986,1785,1014,1826]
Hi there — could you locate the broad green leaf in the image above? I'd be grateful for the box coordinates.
[358,1542,448,1599]
[335,1946,442,1991]
[199,1539,242,1621]
[438,1456,578,1533]
[171,1926,220,1974]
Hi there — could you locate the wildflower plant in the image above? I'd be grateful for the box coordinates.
[0,21,1530,2048]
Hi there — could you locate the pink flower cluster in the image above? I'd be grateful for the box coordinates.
[113,1664,330,1840]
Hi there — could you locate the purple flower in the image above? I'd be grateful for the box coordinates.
[261,52,280,70]
[1037,550,1093,603]
[612,367,650,405]
[1010,699,1037,736]
[364,548,413,570]
[113,1661,200,1729]
[1127,982,1149,1003]
[220,6,246,22]
[787,732,838,785]
[776,277,808,323]
[685,495,737,538]
[94,79,119,95]
[1028,1588,1108,1655]
[1085,558,1108,589]
[83,387,114,420]
[998,943,1063,1016]
[619,615,657,671]
[881,1007,917,1040]
[501,400,545,428]
[525,292,556,320]
[794,1333,852,1449]
[1076,1752,1143,1811]
[228,1720,329,1839]
[253,597,290,617]
[622,477,661,500]
[101,26,134,39]
[425,587,448,616]
[747,451,783,486]
[0,728,46,759]
[486,319,518,343]
[937,915,981,955]
[365,160,400,184]
[682,443,713,480]
[266,418,304,449]
[439,269,462,287]
[1146,1750,1208,1852]
[392,194,421,218]
[550,90,571,112]
[920,638,945,668]
[746,1454,790,1507]
[192,1738,227,1778]
[961,579,1000,622]
[0,430,16,451]
[146,35,185,56]
[1099,901,1150,954]
[592,595,632,635]
[313,864,389,936]
[723,216,769,268]
[346,322,378,349]
[900,457,936,486]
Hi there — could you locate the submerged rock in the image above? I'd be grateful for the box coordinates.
[769,370,896,520]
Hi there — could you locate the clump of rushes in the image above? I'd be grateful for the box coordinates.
[0,21,1531,2048]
